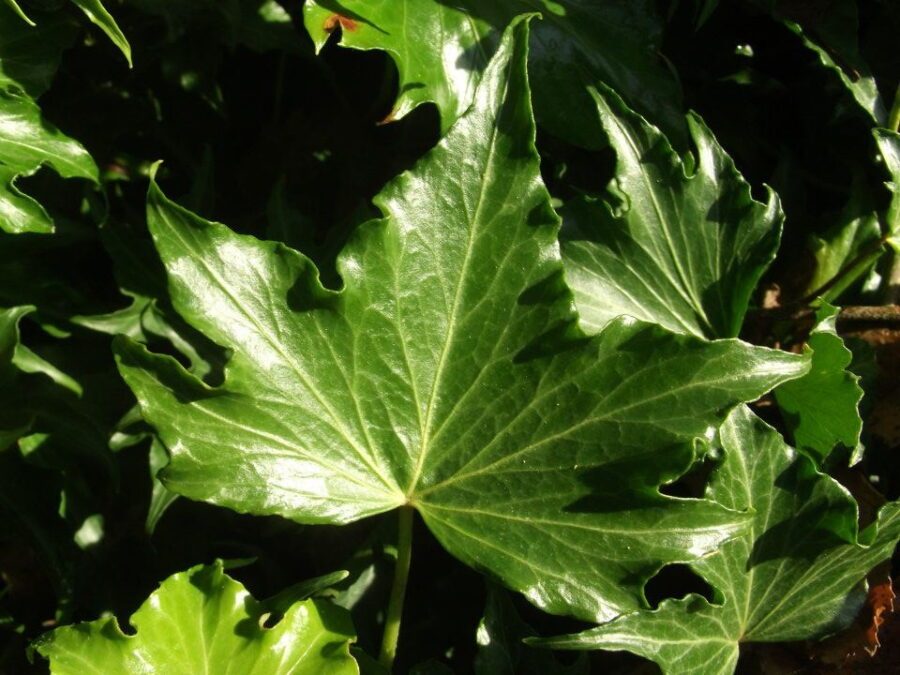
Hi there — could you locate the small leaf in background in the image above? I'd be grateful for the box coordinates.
[34,561,360,674]
[0,449,76,617]
[805,173,883,303]
[475,585,587,675]
[772,0,886,126]
[145,435,178,534]
[115,18,808,625]
[0,306,82,440]
[561,85,781,339]
[68,0,131,67]
[775,303,864,463]
[876,128,900,248]
[303,0,685,147]
[0,3,77,96]
[537,407,900,675]
[2,0,33,26]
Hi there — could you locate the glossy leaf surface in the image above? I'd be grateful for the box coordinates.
[539,407,900,675]
[561,86,781,339]
[303,0,684,146]
[116,19,809,623]
[0,92,98,233]
[775,303,863,463]
[34,561,359,674]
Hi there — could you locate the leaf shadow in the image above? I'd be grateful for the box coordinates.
[746,461,857,570]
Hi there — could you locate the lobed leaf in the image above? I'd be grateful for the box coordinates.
[116,18,811,624]
[34,561,359,674]
[303,0,685,146]
[561,86,781,339]
[538,407,900,675]
[775,303,863,463]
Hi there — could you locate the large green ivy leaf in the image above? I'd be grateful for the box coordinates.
[116,18,809,623]
[561,86,781,339]
[775,303,863,463]
[34,561,359,674]
[537,407,900,675]
[0,91,98,234]
[303,0,684,147]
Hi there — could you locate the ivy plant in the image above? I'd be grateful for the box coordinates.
[1,1,898,673]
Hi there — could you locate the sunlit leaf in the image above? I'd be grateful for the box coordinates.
[538,407,900,675]
[561,85,781,339]
[775,303,864,463]
[303,0,684,146]
[0,91,98,234]
[116,18,808,623]
[34,561,360,674]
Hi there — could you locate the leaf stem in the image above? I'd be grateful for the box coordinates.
[379,506,414,671]
[889,84,900,133]
[797,234,889,306]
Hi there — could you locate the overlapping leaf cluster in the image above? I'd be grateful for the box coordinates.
[0,1,898,673]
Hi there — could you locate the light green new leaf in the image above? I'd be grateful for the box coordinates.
[775,303,863,463]
[561,86,781,339]
[538,407,900,675]
[69,0,132,66]
[34,561,359,674]
[303,0,684,146]
[0,91,98,233]
[116,18,809,623]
